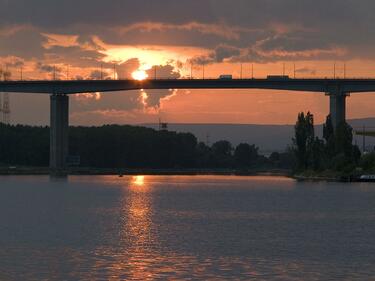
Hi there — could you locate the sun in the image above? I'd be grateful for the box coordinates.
[132,70,149,81]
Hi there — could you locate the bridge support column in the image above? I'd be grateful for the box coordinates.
[327,92,348,130]
[50,94,69,176]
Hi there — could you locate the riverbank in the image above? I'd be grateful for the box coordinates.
[292,170,369,182]
[0,166,292,176]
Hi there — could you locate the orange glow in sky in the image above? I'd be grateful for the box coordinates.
[132,70,148,80]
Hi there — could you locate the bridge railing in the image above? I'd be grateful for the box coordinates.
[4,76,375,82]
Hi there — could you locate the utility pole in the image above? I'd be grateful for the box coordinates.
[154,65,157,80]
[344,63,346,79]
[334,62,336,79]
[202,64,205,79]
[190,63,193,79]
[53,65,56,80]
[283,62,285,76]
[240,63,243,79]
[293,63,296,79]
[252,63,254,79]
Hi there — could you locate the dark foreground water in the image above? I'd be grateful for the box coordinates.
[0,175,375,280]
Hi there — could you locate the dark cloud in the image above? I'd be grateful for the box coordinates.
[43,46,106,68]
[116,58,140,79]
[146,64,180,79]
[0,0,374,83]
[0,26,46,59]
[142,65,181,108]
[36,62,61,73]
[0,0,216,28]
[89,70,110,80]
[1,0,375,64]
[191,44,241,65]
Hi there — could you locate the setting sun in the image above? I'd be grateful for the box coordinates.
[132,70,148,80]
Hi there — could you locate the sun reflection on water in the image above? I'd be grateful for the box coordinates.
[120,176,160,279]
[132,175,145,187]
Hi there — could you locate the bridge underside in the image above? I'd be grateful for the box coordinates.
[47,91,348,176]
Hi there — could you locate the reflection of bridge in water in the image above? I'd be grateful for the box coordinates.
[2,78,375,174]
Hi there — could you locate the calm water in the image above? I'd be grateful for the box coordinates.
[0,175,375,280]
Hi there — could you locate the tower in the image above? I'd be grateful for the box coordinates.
[158,118,168,131]
[2,93,10,124]
[0,93,2,118]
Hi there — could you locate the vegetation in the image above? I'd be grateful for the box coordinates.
[0,123,292,170]
[292,112,362,176]
[3,112,374,177]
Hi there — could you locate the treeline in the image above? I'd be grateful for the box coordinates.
[0,124,293,169]
[292,112,361,174]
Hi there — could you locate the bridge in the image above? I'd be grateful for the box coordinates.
[1,78,375,175]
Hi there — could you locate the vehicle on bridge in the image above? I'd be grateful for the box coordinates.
[219,75,233,80]
[267,75,290,80]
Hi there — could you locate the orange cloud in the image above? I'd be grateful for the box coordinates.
[41,33,80,49]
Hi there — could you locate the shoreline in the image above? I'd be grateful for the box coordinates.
[3,167,368,182]
[0,167,291,177]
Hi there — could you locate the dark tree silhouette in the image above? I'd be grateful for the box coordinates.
[293,112,315,170]
[234,143,259,168]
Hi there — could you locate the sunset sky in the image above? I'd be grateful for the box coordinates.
[2,0,375,125]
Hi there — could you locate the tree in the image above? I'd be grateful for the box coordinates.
[293,112,361,173]
[211,140,233,168]
[323,114,334,143]
[323,114,335,158]
[310,137,326,171]
[293,112,315,170]
[234,143,259,167]
[329,121,360,168]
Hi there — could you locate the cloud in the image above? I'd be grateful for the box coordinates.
[295,67,317,76]
[2,1,375,67]
[115,21,257,41]
[191,40,347,65]
[146,64,180,79]
[116,58,140,79]
[74,92,102,102]
[190,44,241,64]
[71,63,181,116]
[89,70,110,80]
[42,33,80,49]
[4,0,375,126]
[0,56,25,68]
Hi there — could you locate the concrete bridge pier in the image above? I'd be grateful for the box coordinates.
[327,92,348,130]
[50,94,69,176]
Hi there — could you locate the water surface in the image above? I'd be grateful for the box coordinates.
[0,175,374,280]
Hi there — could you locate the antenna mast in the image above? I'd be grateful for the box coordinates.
[2,93,10,124]
[1,67,10,124]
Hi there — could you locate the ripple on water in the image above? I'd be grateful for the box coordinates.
[0,175,375,280]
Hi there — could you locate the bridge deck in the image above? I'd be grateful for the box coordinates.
[1,78,375,94]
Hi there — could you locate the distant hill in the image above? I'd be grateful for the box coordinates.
[143,118,375,154]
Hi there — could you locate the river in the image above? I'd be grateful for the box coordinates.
[0,175,374,280]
